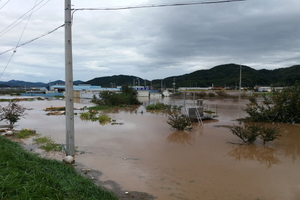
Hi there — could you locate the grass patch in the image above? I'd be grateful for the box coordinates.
[14,129,37,139]
[80,111,111,125]
[86,105,114,111]
[0,136,118,200]
[33,136,62,152]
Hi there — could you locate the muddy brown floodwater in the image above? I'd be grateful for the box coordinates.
[3,97,300,200]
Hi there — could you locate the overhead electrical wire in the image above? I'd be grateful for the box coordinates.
[1,0,246,56]
[0,0,50,37]
[73,0,246,12]
[0,0,11,10]
[15,0,39,50]
[0,0,39,80]
[0,24,64,56]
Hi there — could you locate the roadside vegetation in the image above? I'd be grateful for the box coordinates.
[0,136,118,200]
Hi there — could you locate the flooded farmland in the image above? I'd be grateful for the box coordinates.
[2,96,300,200]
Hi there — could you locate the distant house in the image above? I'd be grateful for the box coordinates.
[257,87,272,92]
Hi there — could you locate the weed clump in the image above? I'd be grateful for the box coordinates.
[33,136,62,152]
[15,128,37,139]
[80,110,111,125]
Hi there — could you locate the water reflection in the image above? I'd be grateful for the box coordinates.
[278,124,300,162]
[228,144,281,168]
[167,130,195,145]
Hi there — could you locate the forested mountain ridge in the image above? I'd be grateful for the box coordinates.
[158,64,300,88]
[1,64,299,88]
[85,64,300,88]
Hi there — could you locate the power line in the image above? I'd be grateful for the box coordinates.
[0,51,15,80]
[15,0,38,48]
[0,0,10,10]
[0,0,50,37]
[0,0,39,80]
[0,24,64,56]
[73,0,246,12]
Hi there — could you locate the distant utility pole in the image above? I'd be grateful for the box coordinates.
[65,0,75,157]
[173,77,176,93]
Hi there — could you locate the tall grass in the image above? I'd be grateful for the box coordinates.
[0,136,118,200]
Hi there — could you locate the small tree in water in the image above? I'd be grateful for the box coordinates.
[228,123,280,145]
[245,86,300,123]
[0,101,26,126]
[167,112,192,131]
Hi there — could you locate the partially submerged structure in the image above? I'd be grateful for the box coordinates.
[182,99,217,123]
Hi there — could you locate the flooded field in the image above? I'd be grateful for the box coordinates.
[2,96,300,200]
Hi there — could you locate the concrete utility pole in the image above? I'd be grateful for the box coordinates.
[239,64,242,102]
[65,0,75,157]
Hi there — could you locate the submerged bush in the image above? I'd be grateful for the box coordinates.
[245,86,300,123]
[146,102,171,111]
[98,114,111,125]
[80,111,111,125]
[167,112,192,131]
[92,85,141,106]
[228,123,260,144]
[228,123,280,144]
[146,102,182,114]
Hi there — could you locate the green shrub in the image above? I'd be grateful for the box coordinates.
[258,125,281,145]
[229,123,259,144]
[245,86,300,123]
[92,85,141,106]
[228,123,280,144]
[167,112,192,131]
[98,114,111,125]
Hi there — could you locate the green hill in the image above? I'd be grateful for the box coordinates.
[84,75,149,88]
[84,63,300,88]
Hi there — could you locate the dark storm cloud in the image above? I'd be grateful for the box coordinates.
[1,0,299,82]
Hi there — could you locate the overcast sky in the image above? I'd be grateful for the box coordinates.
[0,0,299,83]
